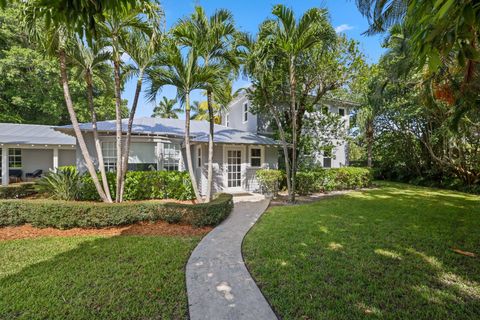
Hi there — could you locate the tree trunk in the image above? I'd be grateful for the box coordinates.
[113,58,123,202]
[366,120,373,168]
[272,110,292,197]
[185,93,203,202]
[85,70,112,202]
[58,48,109,202]
[289,56,297,203]
[119,73,144,202]
[205,90,214,202]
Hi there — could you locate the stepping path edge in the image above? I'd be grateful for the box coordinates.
[186,199,278,320]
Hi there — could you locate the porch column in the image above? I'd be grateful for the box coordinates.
[53,147,59,170]
[1,146,9,186]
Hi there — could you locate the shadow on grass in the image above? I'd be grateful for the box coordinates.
[243,183,480,319]
[0,235,197,320]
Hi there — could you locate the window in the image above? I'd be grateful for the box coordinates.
[338,108,345,117]
[323,149,332,168]
[225,114,230,127]
[250,147,262,167]
[163,143,181,171]
[9,148,22,168]
[197,146,202,168]
[243,103,248,122]
[101,142,117,172]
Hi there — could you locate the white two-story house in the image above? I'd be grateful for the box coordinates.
[221,91,356,168]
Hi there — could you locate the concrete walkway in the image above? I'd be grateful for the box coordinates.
[186,198,277,320]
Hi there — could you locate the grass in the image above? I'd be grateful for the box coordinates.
[0,234,201,319]
[243,182,480,319]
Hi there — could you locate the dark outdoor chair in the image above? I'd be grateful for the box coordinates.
[26,169,43,180]
[9,169,23,182]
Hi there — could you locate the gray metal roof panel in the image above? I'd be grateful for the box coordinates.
[0,123,76,145]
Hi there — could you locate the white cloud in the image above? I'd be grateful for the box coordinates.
[335,24,354,33]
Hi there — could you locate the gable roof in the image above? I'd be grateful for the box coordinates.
[56,117,279,146]
[0,123,76,146]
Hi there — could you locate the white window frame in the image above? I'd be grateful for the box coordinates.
[8,148,22,169]
[101,141,117,172]
[225,113,230,127]
[162,143,182,171]
[197,145,202,168]
[243,102,248,123]
[249,146,264,168]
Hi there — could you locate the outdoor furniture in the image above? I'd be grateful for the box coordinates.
[9,169,23,183]
[26,169,43,181]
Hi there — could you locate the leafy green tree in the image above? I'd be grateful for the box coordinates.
[152,96,182,118]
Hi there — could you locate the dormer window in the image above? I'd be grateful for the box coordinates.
[226,114,229,127]
[243,103,248,122]
[338,108,345,116]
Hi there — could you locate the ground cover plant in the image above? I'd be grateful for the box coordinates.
[0,235,200,319]
[243,182,480,319]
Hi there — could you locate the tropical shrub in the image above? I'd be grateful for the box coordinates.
[296,167,373,195]
[37,167,82,200]
[256,169,284,197]
[0,183,36,199]
[0,193,233,228]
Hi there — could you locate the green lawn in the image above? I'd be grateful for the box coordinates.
[243,182,480,319]
[0,235,201,319]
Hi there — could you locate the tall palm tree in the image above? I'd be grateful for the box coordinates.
[152,96,182,118]
[99,2,161,202]
[173,6,238,202]
[68,38,113,202]
[148,42,221,202]
[260,4,330,202]
[190,99,222,123]
[22,4,110,202]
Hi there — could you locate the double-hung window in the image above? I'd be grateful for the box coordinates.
[197,146,202,168]
[338,108,345,117]
[8,148,22,168]
[250,147,262,167]
[163,143,181,171]
[243,103,248,122]
[225,114,230,127]
[101,142,117,172]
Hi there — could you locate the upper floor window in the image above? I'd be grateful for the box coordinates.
[338,108,345,117]
[243,103,248,122]
[226,114,230,127]
[8,148,22,168]
[250,147,262,167]
[197,146,202,168]
[101,142,117,172]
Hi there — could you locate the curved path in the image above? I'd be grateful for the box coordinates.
[186,198,277,320]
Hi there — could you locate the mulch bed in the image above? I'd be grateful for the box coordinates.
[0,222,212,241]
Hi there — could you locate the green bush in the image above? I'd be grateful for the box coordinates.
[37,167,82,200]
[256,169,284,197]
[0,193,233,229]
[0,183,36,199]
[296,167,373,195]
[80,170,195,201]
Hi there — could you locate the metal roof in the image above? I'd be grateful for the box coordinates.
[0,123,76,146]
[56,117,280,146]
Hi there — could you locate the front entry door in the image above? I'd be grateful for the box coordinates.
[226,149,242,191]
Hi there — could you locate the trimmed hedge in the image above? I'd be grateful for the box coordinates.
[80,170,195,201]
[0,183,36,199]
[255,169,284,197]
[296,167,373,195]
[0,193,233,229]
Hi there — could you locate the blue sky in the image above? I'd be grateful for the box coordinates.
[124,0,386,118]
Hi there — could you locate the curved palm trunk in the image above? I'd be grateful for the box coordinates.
[58,48,109,202]
[205,90,214,202]
[185,93,202,202]
[113,58,123,202]
[85,70,112,202]
[119,73,144,201]
[289,56,297,203]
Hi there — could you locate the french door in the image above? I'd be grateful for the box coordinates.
[226,149,242,190]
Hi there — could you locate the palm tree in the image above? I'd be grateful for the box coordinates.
[152,96,182,118]
[68,39,113,202]
[99,2,161,202]
[260,4,330,202]
[190,100,222,123]
[147,42,221,202]
[173,6,238,202]
[22,5,110,202]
